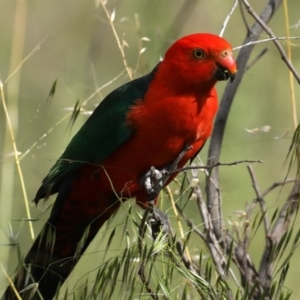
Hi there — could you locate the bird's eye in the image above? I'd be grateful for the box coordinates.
[193,48,205,59]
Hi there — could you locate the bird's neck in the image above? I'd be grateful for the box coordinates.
[151,62,217,98]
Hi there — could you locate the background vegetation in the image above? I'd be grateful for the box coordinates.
[0,0,300,299]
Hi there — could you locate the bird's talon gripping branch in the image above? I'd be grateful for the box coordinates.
[142,165,169,199]
[142,144,193,201]
[148,208,170,240]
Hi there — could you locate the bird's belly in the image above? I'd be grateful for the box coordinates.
[98,128,208,199]
[97,96,217,200]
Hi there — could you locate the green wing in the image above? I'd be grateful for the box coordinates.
[34,66,158,203]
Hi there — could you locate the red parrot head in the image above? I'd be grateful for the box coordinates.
[161,33,237,92]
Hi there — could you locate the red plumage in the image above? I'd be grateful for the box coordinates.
[3,33,236,300]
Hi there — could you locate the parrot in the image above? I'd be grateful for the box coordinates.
[3,33,237,300]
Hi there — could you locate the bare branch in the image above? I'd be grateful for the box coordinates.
[241,0,300,83]
[258,180,300,290]
[0,263,22,300]
[247,165,270,235]
[190,178,260,295]
[160,144,191,187]
[137,202,158,300]
[205,1,283,297]
[219,0,239,37]
[175,171,241,288]
[172,159,263,175]
[206,0,282,242]
[261,179,296,198]
[233,36,300,51]
[270,181,300,239]
[99,0,133,79]
[172,230,200,275]
[238,0,251,34]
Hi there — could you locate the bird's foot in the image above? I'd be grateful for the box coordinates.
[148,207,170,240]
[141,144,193,200]
[141,165,170,200]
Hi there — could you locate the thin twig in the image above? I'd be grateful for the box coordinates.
[0,82,35,240]
[241,0,300,84]
[171,159,263,175]
[0,263,22,300]
[165,186,192,262]
[238,0,251,34]
[5,34,52,84]
[283,0,297,128]
[207,0,282,243]
[148,144,191,196]
[258,180,300,289]
[206,2,283,296]
[99,0,133,80]
[167,232,206,299]
[151,159,263,191]
[82,70,126,106]
[160,144,191,187]
[192,182,241,288]
[270,181,300,238]
[137,201,158,300]
[219,0,239,37]
[247,165,270,235]
[233,36,300,50]
[19,71,125,162]
[174,203,205,240]
[175,191,241,289]
[138,203,153,255]
[260,178,296,198]
[171,229,200,275]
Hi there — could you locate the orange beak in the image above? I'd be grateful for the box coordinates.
[215,51,237,82]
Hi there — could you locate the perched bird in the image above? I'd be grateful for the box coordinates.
[3,33,236,300]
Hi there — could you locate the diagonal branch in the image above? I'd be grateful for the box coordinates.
[206,0,283,241]
[247,165,270,235]
[258,180,300,289]
[205,0,283,297]
[241,0,300,84]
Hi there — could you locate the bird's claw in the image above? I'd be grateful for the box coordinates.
[141,165,169,200]
[148,208,170,240]
[141,145,192,201]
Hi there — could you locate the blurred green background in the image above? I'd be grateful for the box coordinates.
[0,0,300,298]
